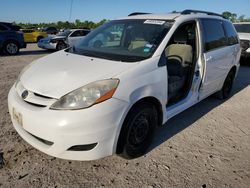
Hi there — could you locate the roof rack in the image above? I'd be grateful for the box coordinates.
[128,12,151,16]
[181,9,225,18]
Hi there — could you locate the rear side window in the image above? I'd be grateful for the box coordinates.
[70,30,90,37]
[202,19,227,52]
[82,30,90,36]
[223,21,239,45]
[70,30,83,37]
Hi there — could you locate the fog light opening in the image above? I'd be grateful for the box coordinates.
[67,143,97,151]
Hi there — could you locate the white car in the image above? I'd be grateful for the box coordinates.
[8,10,241,161]
[234,22,250,58]
[38,29,90,50]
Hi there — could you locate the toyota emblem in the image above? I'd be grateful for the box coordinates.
[21,90,29,99]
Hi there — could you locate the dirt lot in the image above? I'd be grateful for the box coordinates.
[0,44,250,188]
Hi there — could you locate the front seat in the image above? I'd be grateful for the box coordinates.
[165,31,193,100]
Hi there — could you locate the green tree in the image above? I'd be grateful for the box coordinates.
[75,19,81,28]
[238,15,245,22]
[222,11,237,22]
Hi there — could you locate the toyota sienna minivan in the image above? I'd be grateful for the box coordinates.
[8,10,241,160]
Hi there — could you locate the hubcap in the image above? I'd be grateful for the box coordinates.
[6,43,18,54]
[128,113,150,146]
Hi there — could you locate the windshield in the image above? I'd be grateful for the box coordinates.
[69,19,173,62]
[234,24,250,33]
[58,30,71,37]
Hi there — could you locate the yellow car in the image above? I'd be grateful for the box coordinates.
[22,29,48,43]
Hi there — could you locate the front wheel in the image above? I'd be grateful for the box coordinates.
[56,41,67,51]
[118,103,158,159]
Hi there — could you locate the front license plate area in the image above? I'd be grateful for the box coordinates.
[12,108,23,127]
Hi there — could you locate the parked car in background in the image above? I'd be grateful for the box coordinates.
[22,29,48,43]
[42,27,58,35]
[234,22,250,58]
[0,22,26,55]
[38,29,90,51]
[8,10,240,161]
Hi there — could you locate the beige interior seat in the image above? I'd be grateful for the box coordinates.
[165,38,193,99]
[128,40,148,51]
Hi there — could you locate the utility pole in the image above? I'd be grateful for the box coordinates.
[69,0,73,22]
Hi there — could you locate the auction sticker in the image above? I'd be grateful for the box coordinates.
[144,20,166,25]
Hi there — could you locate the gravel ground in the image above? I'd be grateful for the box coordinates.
[0,44,250,188]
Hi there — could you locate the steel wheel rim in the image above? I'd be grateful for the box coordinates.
[128,112,151,147]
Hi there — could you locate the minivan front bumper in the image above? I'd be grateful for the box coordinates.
[8,86,129,161]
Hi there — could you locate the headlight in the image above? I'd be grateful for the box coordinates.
[50,79,119,110]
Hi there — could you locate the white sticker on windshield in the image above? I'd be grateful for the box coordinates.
[145,44,153,48]
[144,20,166,25]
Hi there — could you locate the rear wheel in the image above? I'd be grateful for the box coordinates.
[56,41,67,51]
[118,102,158,159]
[220,70,235,99]
[4,41,19,55]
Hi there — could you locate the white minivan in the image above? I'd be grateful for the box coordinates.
[8,10,241,161]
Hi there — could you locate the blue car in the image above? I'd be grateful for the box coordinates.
[0,22,26,55]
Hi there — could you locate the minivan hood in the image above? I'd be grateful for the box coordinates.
[238,33,250,40]
[20,51,137,99]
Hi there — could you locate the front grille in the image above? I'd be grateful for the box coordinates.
[24,101,47,108]
[34,92,53,99]
[240,40,250,51]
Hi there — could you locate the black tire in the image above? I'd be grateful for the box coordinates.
[37,36,43,43]
[219,70,235,99]
[118,102,158,159]
[4,41,19,55]
[56,41,67,51]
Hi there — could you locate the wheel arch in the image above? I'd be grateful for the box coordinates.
[115,96,163,154]
[230,65,237,78]
[221,65,237,86]
[36,36,44,41]
[3,39,20,47]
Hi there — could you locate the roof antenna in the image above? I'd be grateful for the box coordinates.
[69,0,74,22]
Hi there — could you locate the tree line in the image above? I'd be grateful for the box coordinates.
[16,19,108,29]
[15,11,250,30]
[222,11,250,22]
